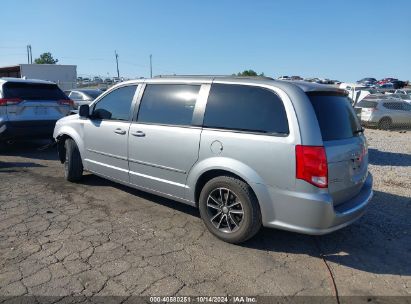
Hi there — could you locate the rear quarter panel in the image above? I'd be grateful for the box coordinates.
[186,85,301,200]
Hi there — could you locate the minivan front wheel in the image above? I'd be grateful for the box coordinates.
[64,138,83,182]
[199,176,261,243]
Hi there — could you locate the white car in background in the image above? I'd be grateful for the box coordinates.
[64,89,103,109]
[339,83,371,105]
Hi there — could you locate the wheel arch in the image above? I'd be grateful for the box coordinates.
[378,116,393,129]
[187,157,265,206]
[194,169,252,206]
[55,127,85,164]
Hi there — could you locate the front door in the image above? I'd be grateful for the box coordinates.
[128,83,204,199]
[83,85,138,182]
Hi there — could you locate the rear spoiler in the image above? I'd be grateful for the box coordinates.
[305,90,348,97]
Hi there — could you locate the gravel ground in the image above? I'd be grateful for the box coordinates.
[0,129,410,302]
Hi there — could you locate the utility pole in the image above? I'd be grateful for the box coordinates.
[150,54,153,78]
[115,50,120,79]
[29,45,32,64]
[27,45,33,64]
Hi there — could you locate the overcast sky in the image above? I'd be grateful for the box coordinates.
[2,0,410,82]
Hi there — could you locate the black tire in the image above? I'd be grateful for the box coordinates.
[378,117,392,130]
[64,138,83,182]
[198,176,262,244]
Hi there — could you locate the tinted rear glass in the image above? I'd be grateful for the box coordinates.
[203,84,289,134]
[3,82,66,100]
[308,93,361,141]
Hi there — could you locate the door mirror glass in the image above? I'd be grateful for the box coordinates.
[79,104,90,118]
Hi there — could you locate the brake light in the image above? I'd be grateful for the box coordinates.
[58,99,74,107]
[0,98,23,106]
[296,145,328,188]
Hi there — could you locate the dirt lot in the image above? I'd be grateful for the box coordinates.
[0,129,410,301]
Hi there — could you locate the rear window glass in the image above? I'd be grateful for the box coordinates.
[356,100,378,108]
[3,82,66,100]
[308,93,361,141]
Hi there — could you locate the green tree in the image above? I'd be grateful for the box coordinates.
[236,70,265,77]
[34,52,58,64]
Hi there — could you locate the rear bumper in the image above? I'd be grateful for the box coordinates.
[0,120,57,140]
[260,173,373,235]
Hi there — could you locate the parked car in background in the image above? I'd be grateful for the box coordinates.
[378,83,395,89]
[304,77,320,83]
[278,76,290,80]
[339,83,371,105]
[104,78,113,85]
[395,89,411,95]
[54,76,372,243]
[391,80,406,89]
[64,89,103,109]
[93,77,103,84]
[357,78,377,87]
[0,78,73,144]
[377,78,397,85]
[355,98,411,129]
[317,78,334,84]
[388,93,411,104]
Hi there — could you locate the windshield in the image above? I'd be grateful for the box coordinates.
[308,93,362,141]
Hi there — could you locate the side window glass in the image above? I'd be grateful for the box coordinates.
[92,86,136,121]
[203,84,289,134]
[400,103,411,111]
[137,84,200,126]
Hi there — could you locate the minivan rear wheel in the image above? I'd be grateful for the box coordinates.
[378,117,392,130]
[199,176,261,243]
[64,138,83,182]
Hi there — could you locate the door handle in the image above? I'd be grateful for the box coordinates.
[114,128,126,135]
[131,130,146,137]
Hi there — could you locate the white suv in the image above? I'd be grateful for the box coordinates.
[0,78,73,144]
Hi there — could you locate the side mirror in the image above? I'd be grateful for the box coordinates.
[79,104,90,118]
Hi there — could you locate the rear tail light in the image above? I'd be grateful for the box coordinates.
[296,145,328,188]
[0,98,23,106]
[58,99,74,107]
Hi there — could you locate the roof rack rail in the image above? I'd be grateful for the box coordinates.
[154,74,230,78]
[153,74,275,80]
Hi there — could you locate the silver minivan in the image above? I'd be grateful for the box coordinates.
[54,77,373,243]
[0,78,73,143]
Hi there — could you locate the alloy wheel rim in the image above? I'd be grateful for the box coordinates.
[206,187,244,233]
